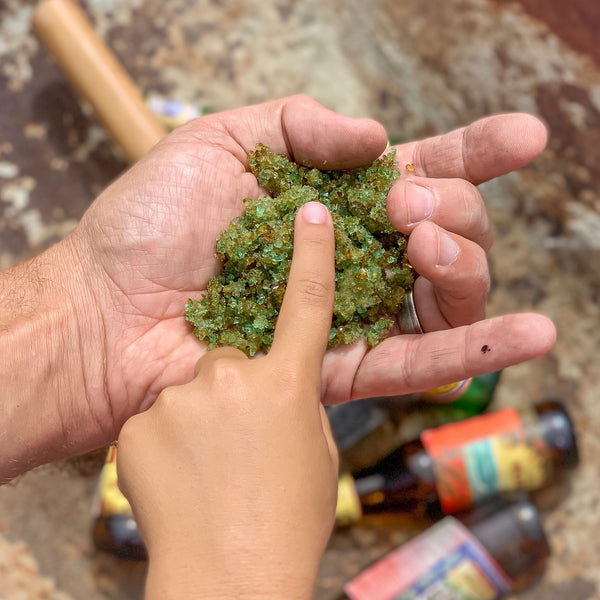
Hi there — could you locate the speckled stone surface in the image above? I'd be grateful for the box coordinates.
[1,1,600,598]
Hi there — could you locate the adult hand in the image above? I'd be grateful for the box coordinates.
[117,201,338,600]
[0,95,555,481]
[329,112,556,400]
[76,95,553,411]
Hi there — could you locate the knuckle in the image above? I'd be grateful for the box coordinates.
[206,357,246,390]
[480,267,492,297]
[305,234,332,249]
[264,357,314,401]
[117,420,134,447]
[117,413,146,451]
[276,366,302,392]
[154,386,181,412]
[485,221,496,249]
[460,181,494,248]
[296,276,333,306]
[459,181,485,228]
[472,246,491,287]
[402,336,430,390]
[450,259,490,302]
[289,92,314,105]
[298,233,334,258]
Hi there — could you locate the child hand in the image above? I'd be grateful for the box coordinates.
[117,201,338,600]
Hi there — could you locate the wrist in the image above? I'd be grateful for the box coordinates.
[0,236,109,482]
[145,548,317,600]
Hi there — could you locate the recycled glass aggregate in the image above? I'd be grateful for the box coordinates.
[185,144,414,356]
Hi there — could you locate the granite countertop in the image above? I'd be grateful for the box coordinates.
[1,1,600,599]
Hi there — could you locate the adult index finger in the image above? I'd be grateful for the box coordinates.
[269,201,335,380]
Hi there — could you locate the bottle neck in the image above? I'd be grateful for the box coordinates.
[347,446,440,519]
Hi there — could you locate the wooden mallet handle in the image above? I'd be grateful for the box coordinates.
[33,0,168,163]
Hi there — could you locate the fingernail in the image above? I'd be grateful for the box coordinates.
[406,181,434,225]
[437,230,459,266]
[301,201,329,224]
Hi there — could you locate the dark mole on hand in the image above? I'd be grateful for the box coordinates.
[481,344,491,353]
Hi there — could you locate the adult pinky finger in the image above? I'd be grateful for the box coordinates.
[349,312,556,400]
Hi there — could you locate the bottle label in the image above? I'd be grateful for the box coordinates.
[343,517,510,600]
[146,94,202,129]
[422,378,472,403]
[336,473,363,526]
[91,445,133,517]
[421,408,551,513]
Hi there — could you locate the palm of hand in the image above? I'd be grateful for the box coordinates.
[79,124,264,418]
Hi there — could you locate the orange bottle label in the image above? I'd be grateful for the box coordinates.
[422,408,551,513]
[336,473,363,526]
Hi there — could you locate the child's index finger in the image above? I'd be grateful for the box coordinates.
[269,201,335,380]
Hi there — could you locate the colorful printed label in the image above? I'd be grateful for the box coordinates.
[344,517,510,600]
[422,379,472,403]
[146,94,202,129]
[92,446,133,517]
[421,408,551,513]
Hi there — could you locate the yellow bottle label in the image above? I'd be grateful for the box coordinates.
[494,410,550,492]
[422,379,471,402]
[336,473,363,527]
[441,558,498,599]
[93,446,133,517]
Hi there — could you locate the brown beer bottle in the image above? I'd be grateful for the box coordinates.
[91,445,146,560]
[338,496,550,599]
[92,401,578,557]
[338,372,503,474]
[336,400,578,523]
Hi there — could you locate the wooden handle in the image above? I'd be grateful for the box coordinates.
[32,0,168,163]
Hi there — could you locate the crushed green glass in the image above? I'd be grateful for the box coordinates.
[185,144,414,356]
